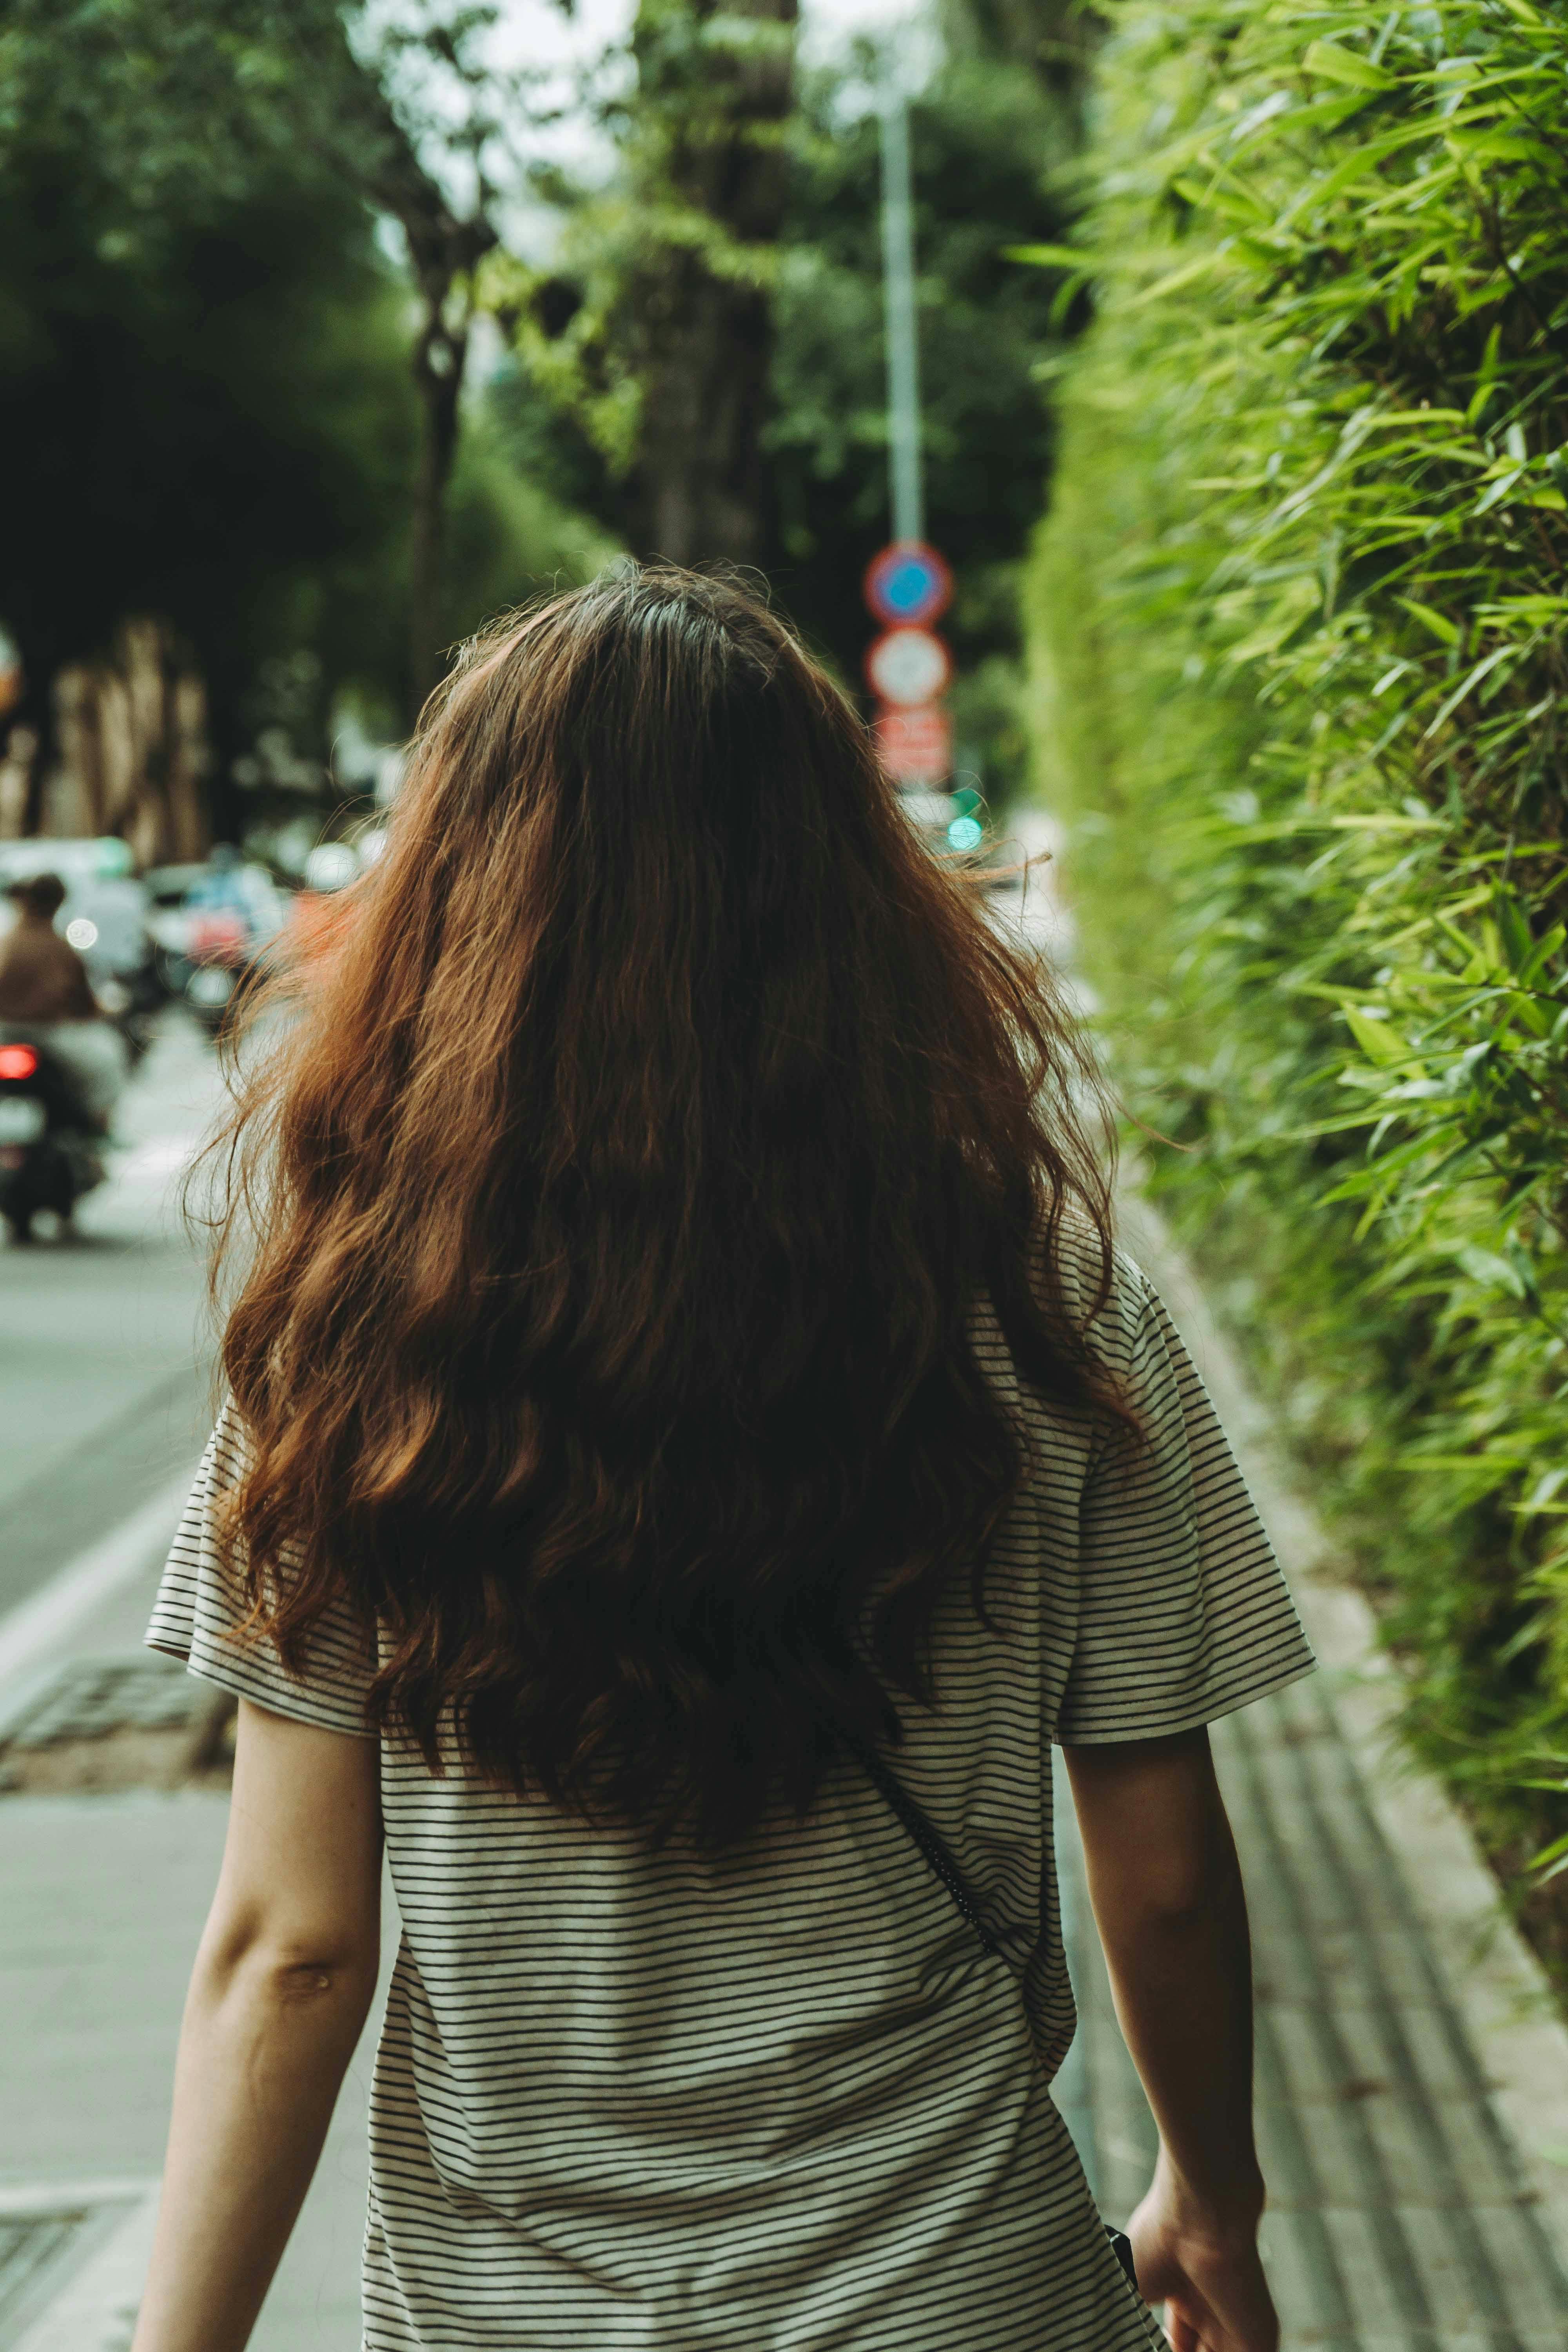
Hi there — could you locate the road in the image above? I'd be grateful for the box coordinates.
[0,1015,221,1617]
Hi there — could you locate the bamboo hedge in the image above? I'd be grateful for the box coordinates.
[1025,0,1568,1949]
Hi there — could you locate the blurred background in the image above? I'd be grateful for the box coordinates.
[5,2,1568,2345]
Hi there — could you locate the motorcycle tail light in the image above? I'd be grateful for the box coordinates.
[0,1044,39,1080]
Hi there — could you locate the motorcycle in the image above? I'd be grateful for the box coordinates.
[0,1036,107,1244]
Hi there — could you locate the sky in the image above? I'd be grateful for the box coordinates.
[369,0,941,266]
[494,0,936,74]
[494,0,941,186]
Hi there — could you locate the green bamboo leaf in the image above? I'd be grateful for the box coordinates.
[1396,599,1461,646]
[1126,251,1227,308]
[1521,1467,1568,1514]
[1456,1246,1529,1298]
[1423,645,1521,738]
[1394,1455,1530,1474]
[1344,1007,1408,1066]
[1002,243,1092,271]
[1301,39,1397,92]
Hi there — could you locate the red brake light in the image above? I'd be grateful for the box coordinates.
[0,1044,39,1080]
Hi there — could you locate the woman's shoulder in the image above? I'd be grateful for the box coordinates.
[1037,1212,1156,1364]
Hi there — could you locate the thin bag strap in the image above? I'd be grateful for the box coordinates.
[845,1735,1003,1958]
[848,1739,1145,2302]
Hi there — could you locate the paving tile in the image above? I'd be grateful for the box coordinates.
[0,1773,388,2352]
[1319,2202,1423,2343]
[1057,1671,1568,2349]
[1261,2205,1358,2346]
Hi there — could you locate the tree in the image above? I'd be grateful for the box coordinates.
[768,53,1079,710]
[503,36,1080,794]
[492,0,798,571]
[307,4,537,702]
[0,91,419,825]
[2,0,562,713]
[621,0,797,564]
[943,0,1100,107]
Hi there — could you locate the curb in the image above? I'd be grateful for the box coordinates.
[0,1472,195,1694]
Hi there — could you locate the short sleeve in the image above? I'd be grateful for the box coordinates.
[1056,1269,1315,1743]
[145,1401,379,1740]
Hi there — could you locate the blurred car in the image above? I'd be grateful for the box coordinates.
[143,852,287,1039]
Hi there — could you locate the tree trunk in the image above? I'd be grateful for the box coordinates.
[944,0,1101,109]
[409,308,468,717]
[627,0,797,567]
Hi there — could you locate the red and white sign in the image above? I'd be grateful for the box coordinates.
[875,703,952,784]
[865,626,951,708]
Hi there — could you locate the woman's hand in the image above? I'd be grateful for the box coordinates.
[1127,2157,1278,2352]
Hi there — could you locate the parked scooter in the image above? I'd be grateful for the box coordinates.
[0,1035,107,1243]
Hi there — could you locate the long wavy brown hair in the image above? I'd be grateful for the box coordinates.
[205,565,1125,1847]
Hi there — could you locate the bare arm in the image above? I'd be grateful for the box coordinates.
[131,1699,383,2352]
[1065,1726,1277,2352]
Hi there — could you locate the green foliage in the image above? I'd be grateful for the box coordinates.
[500,38,1082,799]
[0,93,420,792]
[0,0,611,783]
[441,417,622,645]
[1027,0,1568,1920]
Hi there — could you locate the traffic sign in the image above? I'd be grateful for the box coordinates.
[875,703,952,784]
[865,626,951,708]
[864,541,952,628]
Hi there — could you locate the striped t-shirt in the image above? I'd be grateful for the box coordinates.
[147,1241,1314,2352]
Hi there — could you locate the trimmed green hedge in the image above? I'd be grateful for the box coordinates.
[1026,0,1568,1944]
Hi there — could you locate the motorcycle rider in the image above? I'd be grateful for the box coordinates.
[0,871,129,1129]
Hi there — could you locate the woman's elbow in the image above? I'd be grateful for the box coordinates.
[199,1913,380,2024]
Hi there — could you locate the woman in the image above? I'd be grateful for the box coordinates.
[0,869,129,1124]
[137,566,1311,2352]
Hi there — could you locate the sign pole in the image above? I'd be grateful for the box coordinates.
[878,89,923,548]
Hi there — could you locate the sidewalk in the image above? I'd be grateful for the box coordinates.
[1057,1192,1568,2348]
[0,1526,384,2352]
[1007,812,1568,2345]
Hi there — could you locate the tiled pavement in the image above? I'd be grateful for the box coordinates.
[1056,1678,1568,2348]
[0,1534,385,2352]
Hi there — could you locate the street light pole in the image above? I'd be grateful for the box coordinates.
[878,89,923,547]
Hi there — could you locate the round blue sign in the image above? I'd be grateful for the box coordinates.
[864,541,953,628]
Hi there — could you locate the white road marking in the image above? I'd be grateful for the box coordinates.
[0,1472,196,1690]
